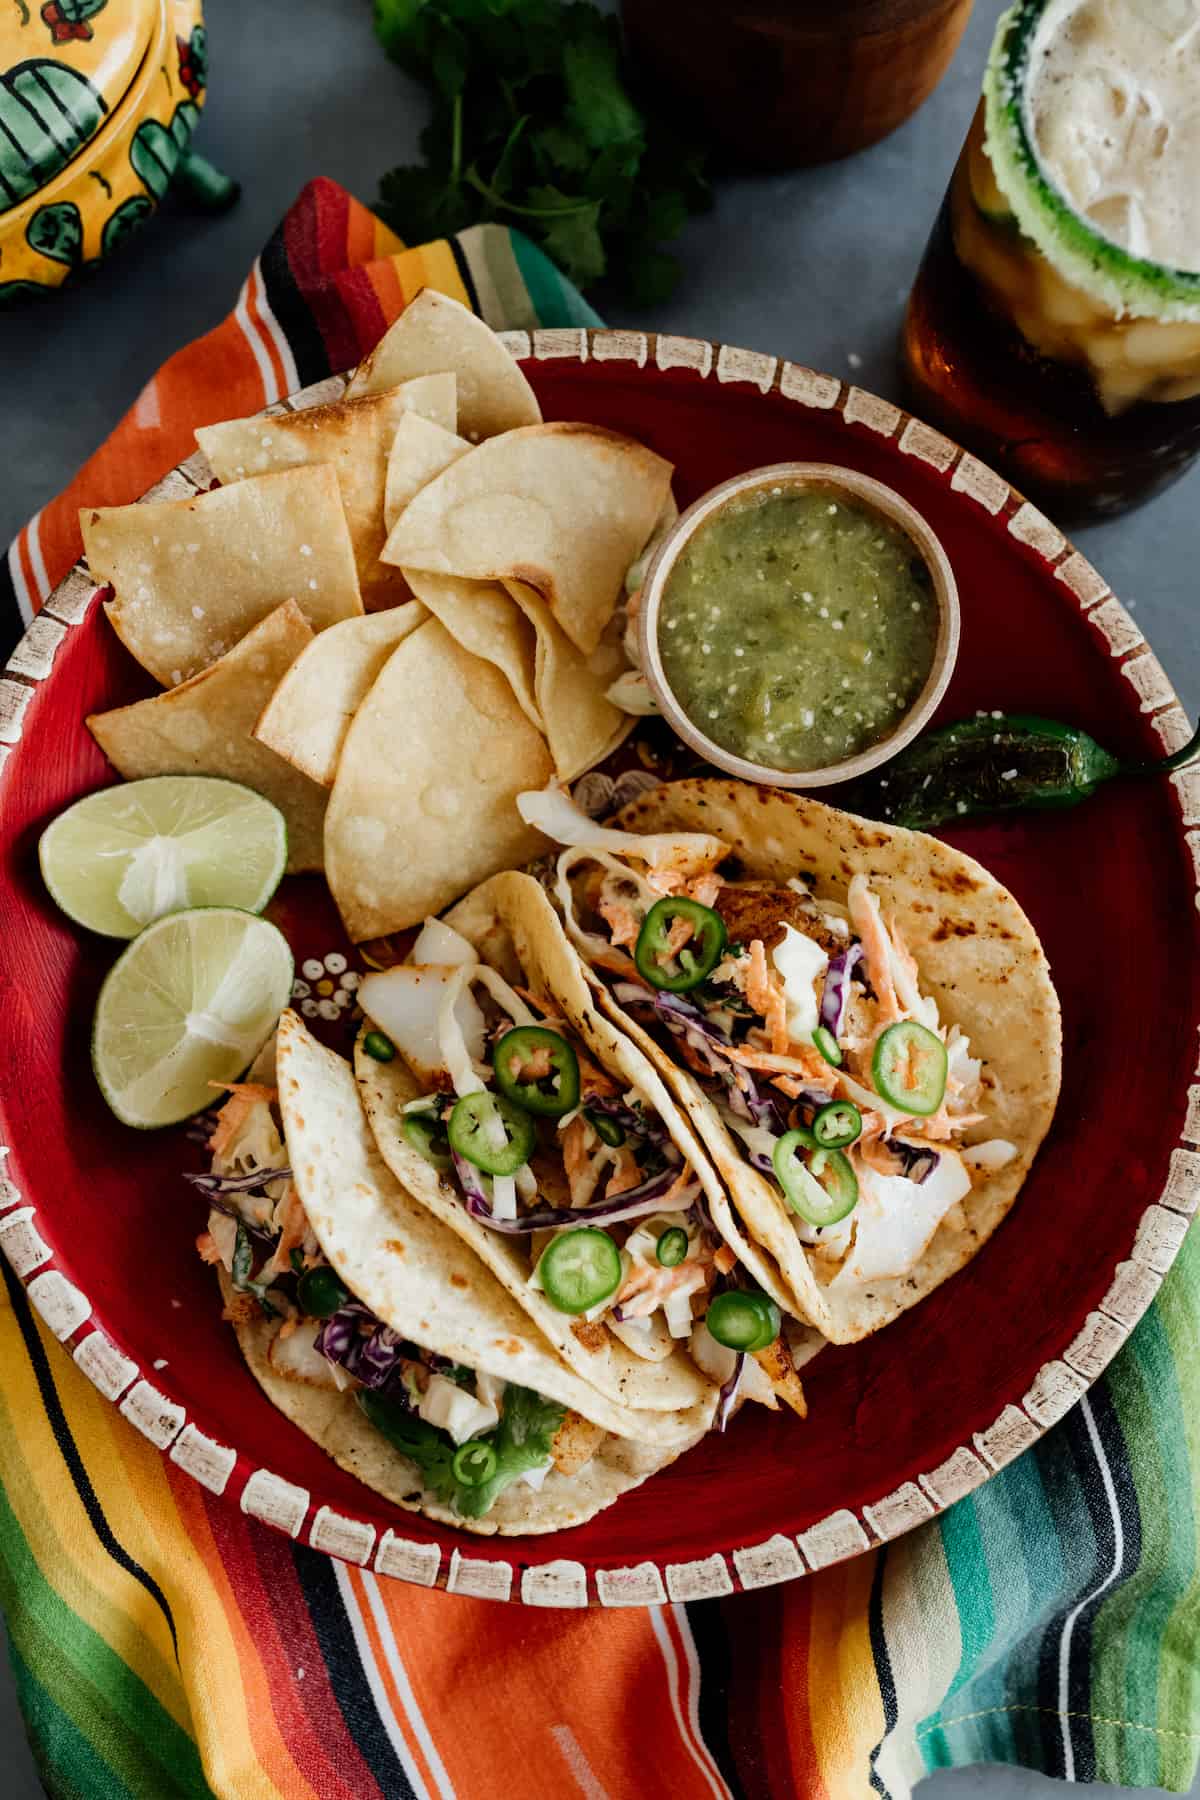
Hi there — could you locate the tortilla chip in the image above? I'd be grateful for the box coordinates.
[87,602,327,873]
[384,414,470,532]
[347,286,541,441]
[325,618,553,939]
[81,467,363,689]
[506,579,631,781]
[253,603,426,786]
[381,423,674,655]
[401,571,540,730]
[197,378,456,609]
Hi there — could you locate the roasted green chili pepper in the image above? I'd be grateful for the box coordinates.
[842,713,1200,831]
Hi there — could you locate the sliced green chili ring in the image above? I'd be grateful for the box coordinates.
[705,1289,780,1353]
[289,1246,306,1275]
[296,1264,350,1319]
[634,896,727,993]
[402,1108,453,1171]
[656,1226,689,1267]
[363,1030,396,1062]
[587,1109,626,1148]
[538,1227,622,1314]
[773,1130,858,1227]
[812,1100,862,1149]
[447,1091,536,1176]
[492,1025,580,1119]
[812,1024,843,1067]
[451,1439,499,1487]
[872,1020,948,1116]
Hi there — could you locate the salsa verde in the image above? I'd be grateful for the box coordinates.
[657,487,938,771]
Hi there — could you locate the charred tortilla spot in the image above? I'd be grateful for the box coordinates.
[450,1272,468,1288]
[385,1238,406,1256]
[932,919,977,941]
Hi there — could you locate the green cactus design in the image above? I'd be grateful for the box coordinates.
[100,194,152,259]
[130,100,200,200]
[26,198,82,265]
[51,0,107,22]
[0,279,48,306]
[0,60,107,207]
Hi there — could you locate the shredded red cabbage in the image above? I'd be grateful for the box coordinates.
[891,1141,941,1183]
[315,1303,420,1399]
[463,1162,694,1234]
[185,1166,292,1195]
[819,943,864,1039]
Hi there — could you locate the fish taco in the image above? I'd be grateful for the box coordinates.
[354,870,813,1424]
[517,779,1062,1344]
[194,1012,715,1535]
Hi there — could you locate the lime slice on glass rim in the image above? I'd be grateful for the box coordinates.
[39,776,287,939]
[92,908,294,1129]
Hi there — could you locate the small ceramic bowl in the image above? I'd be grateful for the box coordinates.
[637,461,960,789]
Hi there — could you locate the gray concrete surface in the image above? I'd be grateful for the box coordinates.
[1,0,1197,1793]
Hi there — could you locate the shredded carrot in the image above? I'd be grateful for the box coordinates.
[195,1231,223,1265]
[660,1164,698,1206]
[597,895,641,950]
[615,1257,709,1319]
[662,915,696,960]
[713,1041,829,1081]
[847,879,902,1027]
[576,1048,618,1096]
[562,1115,592,1184]
[713,1242,737,1275]
[745,939,789,1054]
[207,1083,276,1158]
[913,1106,986,1143]
[604,1147,642,1198]
[591,947,640,980]
[261,1185,307,1280]
[686,873,723,908]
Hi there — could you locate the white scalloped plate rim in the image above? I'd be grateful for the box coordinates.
[1,330,1197,1606]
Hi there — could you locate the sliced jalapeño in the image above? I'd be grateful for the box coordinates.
[447,1091,536,1176]
[492,1026,580,1119]
[538,1227,623,1314]
[634,897,727,993]
[773,1130,858,1227]
[872,1020,948,1116]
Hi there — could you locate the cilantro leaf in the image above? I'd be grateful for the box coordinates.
[357,1392,459,1503]
[357,1383,565,1519]
[527,186,606,287]
[459,1383,565,1517]
[377,163,475,241]
[561,9,642,150]
[372,0,710,301]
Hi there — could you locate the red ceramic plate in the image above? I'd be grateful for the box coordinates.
[1,331,1197,1609]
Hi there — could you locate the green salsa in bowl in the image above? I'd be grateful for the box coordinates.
[638,464,959,788]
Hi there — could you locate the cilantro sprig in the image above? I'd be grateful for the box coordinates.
[373,0,710,301]
[358,1382,566,1517]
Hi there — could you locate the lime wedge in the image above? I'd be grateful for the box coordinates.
[40,776,287,939]
[92,909,294,1129]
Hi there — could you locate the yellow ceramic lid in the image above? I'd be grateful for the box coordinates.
[0,0,160,211]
